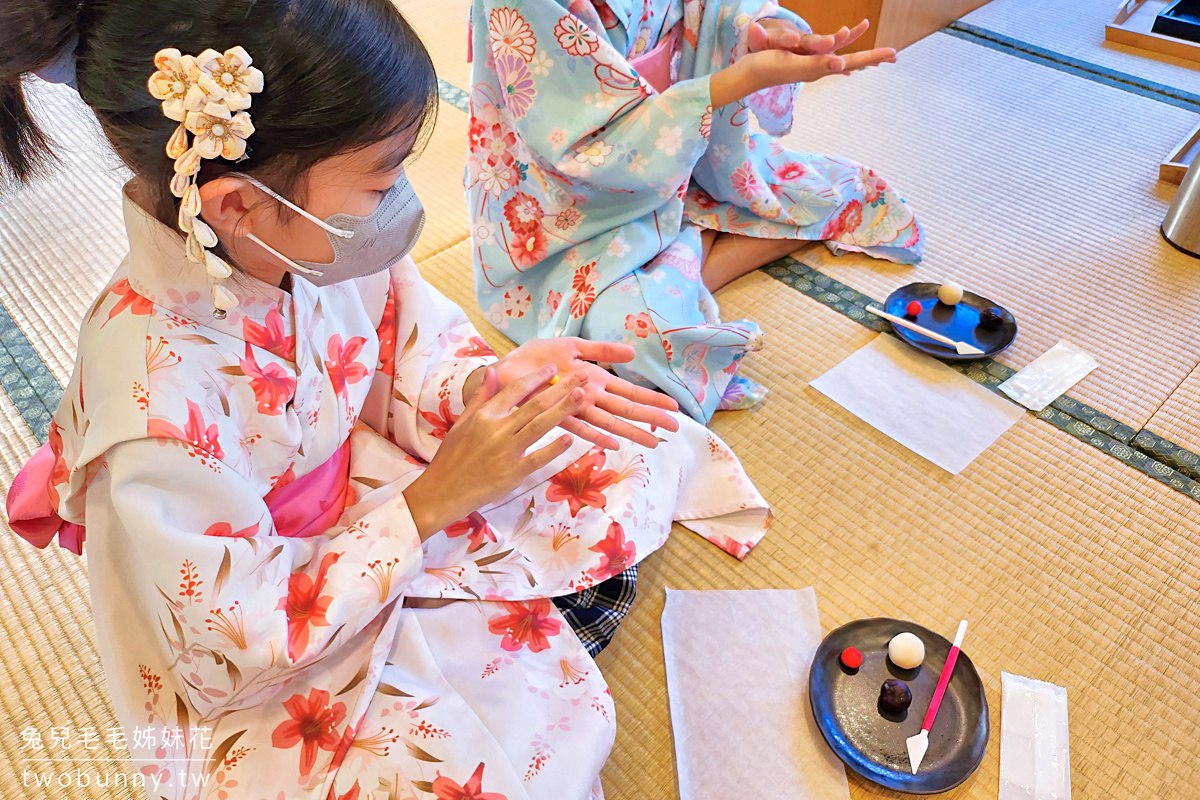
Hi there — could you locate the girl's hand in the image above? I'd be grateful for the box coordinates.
[710,19,896,108]
[465,337,680,451]
[403,365,586,539]
[748,18,871,58]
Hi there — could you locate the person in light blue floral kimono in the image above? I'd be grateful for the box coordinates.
[467,0,924,422]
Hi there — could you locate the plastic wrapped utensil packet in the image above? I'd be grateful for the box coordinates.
[999,342,1098,412]
[999,672,1070,800]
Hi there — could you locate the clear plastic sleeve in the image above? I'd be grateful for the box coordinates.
[999,342,1098,412]
[999,672,1071,800]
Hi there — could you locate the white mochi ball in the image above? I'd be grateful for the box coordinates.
[888,632,925,669]
[937,281,964,306]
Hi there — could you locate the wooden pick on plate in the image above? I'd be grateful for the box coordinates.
[907,620,969,774]
[866,306,985,356]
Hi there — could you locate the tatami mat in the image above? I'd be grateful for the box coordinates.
[0,389,131,798]
[1145,364,1200,454]
[407,107,470,263]
[963,0,1200,95]
[0,82,129,382]
[782,31,1200,430]
[596,266,1200,800]
[0,97,128,784]
[400,0,473,93]
[2,2,1199,799]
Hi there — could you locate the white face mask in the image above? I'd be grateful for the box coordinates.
[232,172,425,287]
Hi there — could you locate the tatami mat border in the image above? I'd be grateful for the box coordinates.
[1133,428,1200,480]
[0,303,59,446]
[943,21,1200,113]
[437,78,470,112]
[763,256,1200,502]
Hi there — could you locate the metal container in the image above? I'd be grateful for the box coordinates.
[1163,153,1200,257]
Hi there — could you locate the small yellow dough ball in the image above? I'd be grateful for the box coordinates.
[888,632,925,669]
[937,281,964,306]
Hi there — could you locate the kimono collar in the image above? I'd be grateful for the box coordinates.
[122,183,300,344]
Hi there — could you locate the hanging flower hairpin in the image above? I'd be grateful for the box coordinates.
[148,46,264,318]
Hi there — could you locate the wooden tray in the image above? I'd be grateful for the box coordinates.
[1161,119,1200,183]
[1107,0,1200,63]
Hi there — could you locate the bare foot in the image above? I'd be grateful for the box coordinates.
[700,231,801,292]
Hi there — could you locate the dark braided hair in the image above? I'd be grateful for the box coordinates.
[1,0,439,228]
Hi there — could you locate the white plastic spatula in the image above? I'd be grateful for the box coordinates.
[866,306,985,357]
[907,620,969,774]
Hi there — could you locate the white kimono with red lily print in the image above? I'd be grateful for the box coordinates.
[42,187,770,800]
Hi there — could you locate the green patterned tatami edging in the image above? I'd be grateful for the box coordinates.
[1134,429,1200,481]
[762,257,1200,503]
[437,79,470,113]
[0,302,60,445]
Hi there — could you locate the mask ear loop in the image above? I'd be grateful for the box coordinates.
[228,172,355,279]
[244,232,325,277]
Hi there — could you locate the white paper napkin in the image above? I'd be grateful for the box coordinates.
[810,334,1026,474]
[661,588,850,800]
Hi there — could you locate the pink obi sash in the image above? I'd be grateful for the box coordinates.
[6,438,353,555]
[630,21,683,94]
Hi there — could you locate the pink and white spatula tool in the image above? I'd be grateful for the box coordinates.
[907,620,969,774]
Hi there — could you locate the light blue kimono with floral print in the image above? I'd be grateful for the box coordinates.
[467,0,924,421]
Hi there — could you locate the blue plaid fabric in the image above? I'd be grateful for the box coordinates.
[553,565,639,657]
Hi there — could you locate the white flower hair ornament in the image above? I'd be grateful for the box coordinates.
[148,46,264,318]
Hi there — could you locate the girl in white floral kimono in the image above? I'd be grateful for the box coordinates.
[2,2,769,799]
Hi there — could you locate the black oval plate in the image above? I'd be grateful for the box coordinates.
[809,618,989,794]
[883,283,1017,361]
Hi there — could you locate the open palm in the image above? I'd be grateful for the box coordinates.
[489,337,680,450]
[745,18,896,83]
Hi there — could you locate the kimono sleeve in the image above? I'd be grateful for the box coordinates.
[742,1,811,137]
[91,436,425,719]
[758,2,810,32]
[472,0,712,195]
[401,274,499,448]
